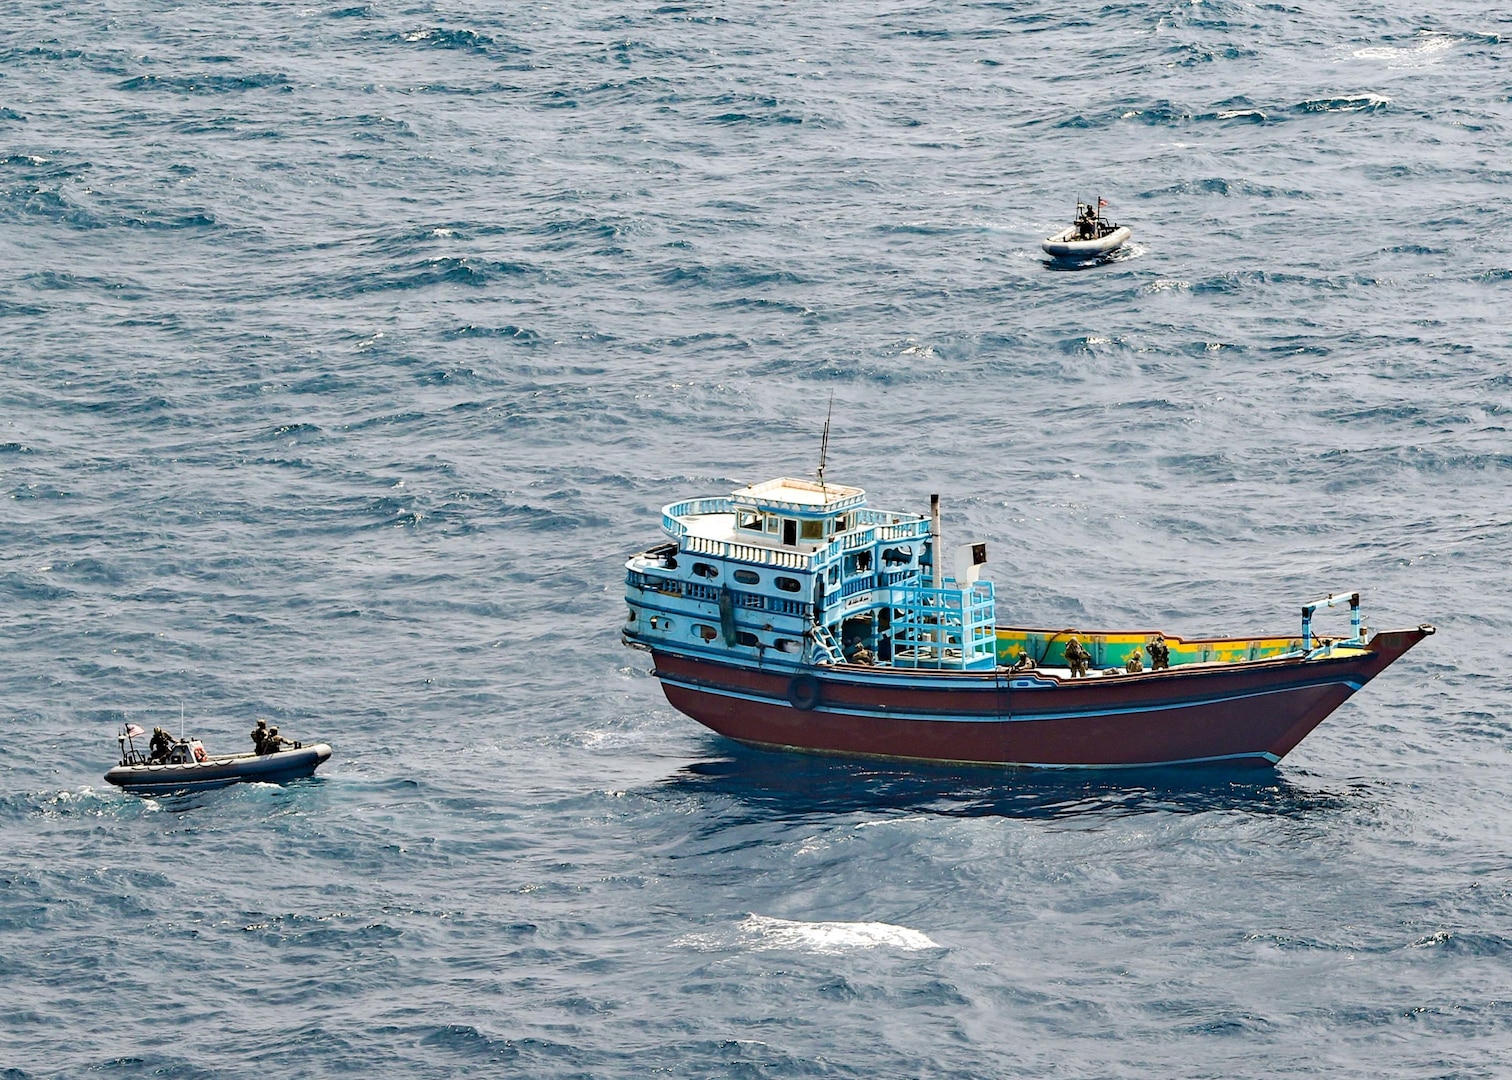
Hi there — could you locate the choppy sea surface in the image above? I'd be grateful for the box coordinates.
[2,1,1510,1076]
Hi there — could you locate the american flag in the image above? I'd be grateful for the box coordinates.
[1098,198,1109,208]
[124,723,146,738]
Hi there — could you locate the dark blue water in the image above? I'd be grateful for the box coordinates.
[3,2,1509,1076]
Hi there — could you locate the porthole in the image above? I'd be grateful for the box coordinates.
[735,631,759,647]
[626,607,637,623]
[692,562,719,579]
[694,624,718,641]
[776,638,802,654]
[733,569,760,585]
[775,576,801,593]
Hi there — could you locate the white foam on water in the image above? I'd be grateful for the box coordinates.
[1351,34,1453,68]
[739,914,940,954]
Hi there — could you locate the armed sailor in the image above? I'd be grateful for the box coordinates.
[149,727,173,763]
[1145,635,1170,671]
[260,726,290,755]
[251,718,269,754]
[1064,635,1091,678]
[1076,204,1098,240]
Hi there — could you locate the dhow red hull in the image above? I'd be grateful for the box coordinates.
[650,626,1433,768]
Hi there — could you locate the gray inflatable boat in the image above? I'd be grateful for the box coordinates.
[1042,198,1131,261]
[104,725,331,793]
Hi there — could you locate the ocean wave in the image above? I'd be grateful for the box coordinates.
[740,915,940,952]
[1408,930,1512,956]
[1295,93,1391,113]
[116,72,291,94]
[680,914,941,954]
[397,28,525,55]
[1350,33,1455,68]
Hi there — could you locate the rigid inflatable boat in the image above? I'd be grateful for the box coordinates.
[1042,199,1131,261]
[104,724,331,793]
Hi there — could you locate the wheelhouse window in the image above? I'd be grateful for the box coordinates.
[800,519,824,541]
[738,511,763,532]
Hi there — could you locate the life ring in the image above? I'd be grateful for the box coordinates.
[787,673,821,711]
[193,746,207,763]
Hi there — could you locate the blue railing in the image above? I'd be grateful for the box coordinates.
[887,580,997,671]
[841,574,876,598]
[661,497,735,538]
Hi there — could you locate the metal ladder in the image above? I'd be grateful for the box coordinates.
[809,623,845,665]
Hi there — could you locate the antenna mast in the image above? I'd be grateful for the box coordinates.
[816,393,834,492]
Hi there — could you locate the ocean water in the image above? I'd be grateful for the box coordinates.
[2,1,1510,1076]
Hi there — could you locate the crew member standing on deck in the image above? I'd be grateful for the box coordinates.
[1065,635,1091,678]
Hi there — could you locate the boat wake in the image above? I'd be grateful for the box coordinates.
[1106,240,1148,261]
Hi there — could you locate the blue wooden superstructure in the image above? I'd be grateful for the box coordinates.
[623,477,997,672]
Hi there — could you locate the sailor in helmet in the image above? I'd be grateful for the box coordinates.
[1077,204,1097,240]
[1064,635,1091,678]
[251,718,268,754]
[262,726,289,755]
[149,726,172,763]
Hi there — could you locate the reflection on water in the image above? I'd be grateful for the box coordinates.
[661,744,1353,821]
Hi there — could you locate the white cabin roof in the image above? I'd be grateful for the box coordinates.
[729,477,866,515]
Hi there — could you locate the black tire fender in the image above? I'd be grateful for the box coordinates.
[787,673,821,711]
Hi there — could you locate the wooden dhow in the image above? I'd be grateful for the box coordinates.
[622,477,1433,769]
